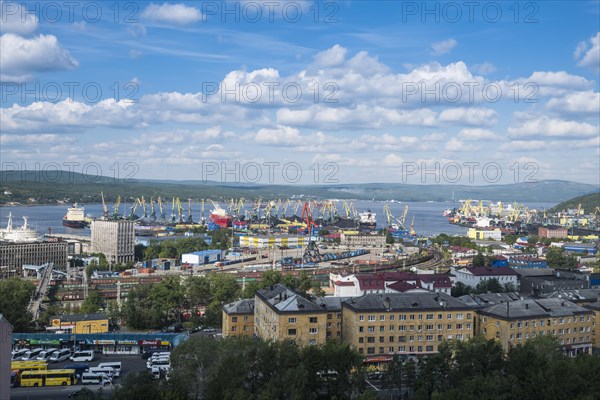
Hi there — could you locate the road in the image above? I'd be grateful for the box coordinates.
[11,353,149,400]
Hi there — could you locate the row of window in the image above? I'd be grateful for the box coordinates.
[357,334,470,344]
[359,345,436,354]
[359,313,471,322]
[482,315,592,327]
[230,316,251,323]
[358,323,471,333]
[288,328,318,335]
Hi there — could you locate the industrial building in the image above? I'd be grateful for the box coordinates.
[91,220,135,265]
[340,233,386,248]
[181,250,224,265]
[239,235,308,248]
[47,313,110,334]
[0,240,67,276]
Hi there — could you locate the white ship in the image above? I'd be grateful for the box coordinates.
[0,213,40,242]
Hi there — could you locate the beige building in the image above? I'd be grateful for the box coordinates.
[340,233,386,248]
[585,301,600,350]
[222,299,255,338]
[478,298,593,355]
[341,292,475,357]
[0,240,67,276]
[253,284,344,346]
[91,220,135,265]
[1,314,13,400]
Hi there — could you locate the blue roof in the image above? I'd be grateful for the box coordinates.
[187,250,223,256]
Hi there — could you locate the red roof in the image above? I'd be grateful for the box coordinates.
[355,275,385,290]
[377,272,417,282]
[334,281,355,287]
[418,274,453,288]
[387,281,419,292]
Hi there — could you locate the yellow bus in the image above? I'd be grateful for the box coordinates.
[19,369,76,387]
[11,361,48,371]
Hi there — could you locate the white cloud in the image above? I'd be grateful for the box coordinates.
[0,2,38,36]
[547,91,600,114]
[508,116,599,139]
[457,128,499,140]
[382,153,404,166]
[574,32,600,72]
[471,62,497,75]
[431,39,457,55]
[445,138,479,152]
[312,44,347,68]
[250,125,304,146]
[0,33,78,82]
[438,107,497,126]
[141,3,203,25]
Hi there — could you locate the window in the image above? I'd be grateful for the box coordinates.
[456,324,463,330]
[447,324,452,330]
[379,336,385,343]
[327,323,332,328]
[359,315,365,321]
[410,325,415,331]
[517,333,522,339]
[327,314,332,320]
[232,317,238,323]
[426,314,434,320]
[367,348,375,354]
[399,336,406,342]
[309,328,318,335]
[380,315,385,321]
[438,335,443,341]
[426,345,434,352]
[309,317,318,323]
[288,328,297,335]
[359,327,364,333]
[517,322,522,328]
[466,313,472,319]
[437,324,443,331]
[409,346,415,352]
[243,326,248,331]
[399,346,406,352]
[288,318,297,323]
[438,314,443,320]
[389,336,395,342]
[389,325,395,332]
[380,326,385,332]
[399,315,406,320]
[367,337,375,343]
[418,314,423,320]
[231,326,237,331]
[426,335,434,341]
[457,313,464,320]
[359,337,364,343]
[426,324,434,331]
[368,315,376,321]
[417,346,423,352]
[455,334,463,340]
[244,316,249,322]
[368,326,375,333]
[410,314,415,320]
[399,325,406,331]
[390,315,395,321]
[409,335,415,342]
[447,314,452,319]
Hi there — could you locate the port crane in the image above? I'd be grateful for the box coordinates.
[157,196,166,220]
[101,191,109,219]
[150,197,156,220]
[302,201,320,263]
[112,196,121,220]
[187,198,193,224]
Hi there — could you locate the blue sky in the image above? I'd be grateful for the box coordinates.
[1,1,599,185]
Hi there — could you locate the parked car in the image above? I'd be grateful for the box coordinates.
[50,349,72,363]
[70,350,94,362]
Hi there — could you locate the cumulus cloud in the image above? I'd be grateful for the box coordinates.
[0,2,38,36]
[141,3,203,25]
[0,33,78,82]
[431,39,457,55]
[471,62,497,75]
[457,128,499,140]
[547,91,600,114]
[574,32,600,72]
[438,107,497,126]
[508,116,599,139]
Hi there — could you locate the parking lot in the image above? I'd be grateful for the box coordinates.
[11,353,150,400]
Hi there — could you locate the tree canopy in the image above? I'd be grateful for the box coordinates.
[0,277,35,331]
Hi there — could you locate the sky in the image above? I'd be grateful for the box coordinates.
[1,0,599,186]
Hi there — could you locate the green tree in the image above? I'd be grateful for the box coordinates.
[386,230,395,245]
[0,277,35,331]
[80,290,105,314]
[472,252,486,267]
[546,247,578,269]
[503,235,518,245]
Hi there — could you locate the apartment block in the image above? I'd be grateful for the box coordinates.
[341,292,475,357]
[222,299,255,338]
[477,298,593,355]
[0,240,67,276]
[584,300,600,350]
[253,284,344,346]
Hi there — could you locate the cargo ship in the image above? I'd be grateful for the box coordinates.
[209,208,232,228]
[62,203,88,228]
[358,210,377,232]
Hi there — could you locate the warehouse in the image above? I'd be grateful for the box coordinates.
[181,250,224,265]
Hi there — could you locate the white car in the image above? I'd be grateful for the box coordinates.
[70,350,94,362]
[36,348,58,361]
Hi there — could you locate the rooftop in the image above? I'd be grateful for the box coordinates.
[60,313,108,322]
[479,298,592,320]
[186,250,223,256]
[223,299,255,315]
[342,292,472,312]
[465,267,519,276]
[458,292,524,307]
[256,284,324,313]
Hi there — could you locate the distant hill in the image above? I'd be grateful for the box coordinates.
[0,171,598,205]
[549,192,600,213]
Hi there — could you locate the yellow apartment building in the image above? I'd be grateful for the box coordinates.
[584,300,600,350]
[222,299,255,338]
[341,292,476,357]
[253,284,344,346]
[477,298,593,355]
